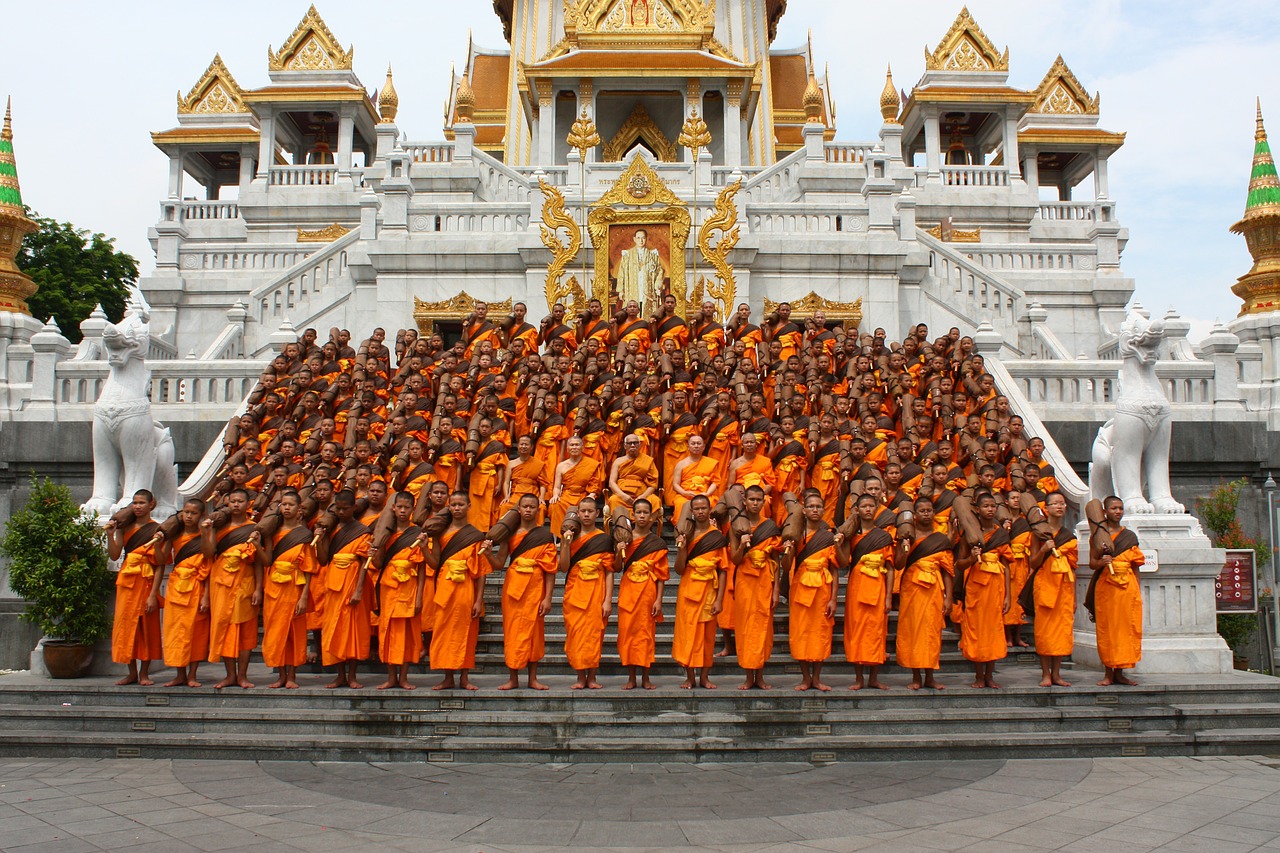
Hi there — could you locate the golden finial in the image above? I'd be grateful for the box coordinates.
[802,74,823,123]
[880,65,900,123]
[1259,97,1268,144]
[566,108,600,157]
[378,65,399,124]
[678,108,712,152]
[2,97,10,143]
[455,74,475,123]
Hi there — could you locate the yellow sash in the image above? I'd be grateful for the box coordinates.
[269,558,305,586]
[441,556,469,584]
[383,558,416,588]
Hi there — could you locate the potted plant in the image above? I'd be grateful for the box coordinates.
[1,476,113,677]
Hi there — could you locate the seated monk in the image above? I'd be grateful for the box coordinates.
[670,434,720,527]
[605,434,659,521]
[550,436,604,536]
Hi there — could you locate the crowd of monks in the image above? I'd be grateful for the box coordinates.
[103,295,1146,692]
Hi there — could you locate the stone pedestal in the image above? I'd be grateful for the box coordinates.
[1073,514,1232,674]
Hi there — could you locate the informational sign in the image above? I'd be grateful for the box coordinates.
[1140,549,1159,573]
[1216,549,1258,614]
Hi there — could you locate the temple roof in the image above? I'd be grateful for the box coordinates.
[493,0,789,44]
[1030,55,1098,115]
[268,5,353,72]
[1238,101,1280,225]
[925,6,1008,73]
[177,55,249,115]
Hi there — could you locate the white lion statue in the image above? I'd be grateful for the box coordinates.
[82,287,178,520]
[1089,309,1185,514]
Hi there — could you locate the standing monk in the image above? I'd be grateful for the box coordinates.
[467,417,507,529]
[843,493,895,690]
[376,492,429,690]
[560,497,615,689]
[1030,491,1075,687]
[203,489,261,690]
[492,493,558,690]
[616,498,669,690]
[263,490,318,690]
[161,498,212,688]
[317,491,372,689]
[728,433,775,519]
[550,436,603,536]
[1091,496,1144,686]
[730,485,784,690]
[427,492,490,690]
[789,489,843,691]
[105,490,165,686]
[895,497,954,690]
[672,495,729,689]
[957,492,1012,689]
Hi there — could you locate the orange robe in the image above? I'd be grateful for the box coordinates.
[663,417,697,503]
[563,531,614,670]
[550,457,603,534]
[843,528,895,666]
[112,523,162,664]
[616,533,669,668]
[772,441,808,525]
[895,533,955,670]
[468,441,506,529]
[162,532,210,668]
[671,456,720,524]
[502,527,558,670]
[378,528,428,666]
[319,522,372,666]
[1033,528,1077,657]
[262,527,318,669]
[789,527,839,662]
[207,524,258,662]
[773,321,803,363]
[499,456,550,519]
[734,519,783,670]
[809,440,843,526]
[1095,529,1144,669]
[618,318,653,354]
[705,414,740,488]
[731,454,776,518]
[606,453,660,517]
[959,527,1011,664]
[429,525,489,670]
[428,442,466,494]
[673,529,728,669]
[1005,521,1032,626]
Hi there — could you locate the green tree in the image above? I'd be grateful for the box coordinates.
[17,211,138,344]
[1197,479,1272,655]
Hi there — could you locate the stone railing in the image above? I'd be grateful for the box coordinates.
[746,206,867,234]
[918,229,1023,328]
[472,149,530,203]
[403,143,454,163]
[1036,202,1096,221]
[268,165,338,186]
[147,336,178,361]
[941,165,1009,187]
[181,201,240,221]
[961,245,1097,273]
[178,247,312,273]
[199,303,249,360]
[824,143,877,164]
[251,229,358,326]
[711,166,762,186]
[409,205,530,233]
[517,166,569,186]
[741,148,807,204]
[999,358,1220,420]
[51,359,265,417]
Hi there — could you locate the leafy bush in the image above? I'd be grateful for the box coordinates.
[0,476,112,643]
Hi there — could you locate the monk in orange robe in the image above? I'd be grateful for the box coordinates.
[843,493,896,690]
[492,494,558,690]
[771,428,809,525]
[394,438,433,501]
[957,492,1012,688]
[106,490,165,686]
[670,434,720,526]
[376,492,429,690]
[550,436,604,535]
[498,435,549,521]
[808,415,846,526]
[729,485,784,690]
[704,392,740,487]
[1004,508,1033,648]
[461,301,503,358]
[1090,496,1144,686]
[616,302,653,354]
[161,498,212,688]
[789,490,843,691]
[467,422,507,529]
[672,495,729,689]
[427,416,466,493]
[263,491,318,690]
[203,489,261,690]
[729,433,776,519]
[427,492,491,690]
[559,497,615,689]
[317,491,372,689]
[615,498,669,690]
[1030,492,1075,688]
[895,497,955,690]
[605,436,659,520]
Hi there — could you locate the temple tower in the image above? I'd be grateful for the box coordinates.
[0,100,38,316]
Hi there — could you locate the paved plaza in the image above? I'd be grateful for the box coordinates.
[1,753,1279,852]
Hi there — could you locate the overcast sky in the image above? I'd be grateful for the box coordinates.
[3,1,1278,342]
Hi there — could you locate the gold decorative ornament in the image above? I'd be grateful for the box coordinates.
[296,223,351,243]
[926,222,981,243]
[879,65,900,123]
[1030,55,1100,115]
[566,109,602,156]
[764,293,863,330]
[378,65,399,123]
[696,179,742,323]
[454,75,475,123]
[594,154,684,208]
[924,6,1008,73]
[539,179,584,312]
[0,100,38,315]
[177,55,247,115]
[413,292,512,337]
[603,104,678,163]
[679,106,712,292]
[268,5,354,72]
[802,74,823,123]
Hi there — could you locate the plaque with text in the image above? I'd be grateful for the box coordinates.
[1215,549,1257,614]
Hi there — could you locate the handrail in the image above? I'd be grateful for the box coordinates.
[917,228,1024,328]
[940,165,1009,187]
[472,148,531,203]
[249,229,360,326]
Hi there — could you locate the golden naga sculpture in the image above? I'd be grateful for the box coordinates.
[538,178,585,312]
[695,179,742,323]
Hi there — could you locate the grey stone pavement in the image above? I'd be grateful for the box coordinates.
[2,754,1280,853]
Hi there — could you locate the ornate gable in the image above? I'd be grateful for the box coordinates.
[602,104,678,162]
[925,6,1008,72]
[1031,55,1099,115]
[176,55,247,115]
[571,0,712,34]
[268,5,353,72]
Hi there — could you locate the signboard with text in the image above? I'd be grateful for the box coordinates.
[1216,549,1258,614]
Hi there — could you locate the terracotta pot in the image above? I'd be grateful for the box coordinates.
[42,641,94,679]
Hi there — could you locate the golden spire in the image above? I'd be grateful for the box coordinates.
[880,65,899,123]
[1259,96,1268,143]
[566,108,601,156]
[802,74,823,123]
[378,64,399,124]
[455,74,475,123]
[0,98,39,316]
[1230,99,1280,315]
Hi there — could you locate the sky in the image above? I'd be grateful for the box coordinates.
[2,0,1278,344]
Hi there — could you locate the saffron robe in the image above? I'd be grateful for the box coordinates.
[429,525,490,670]
[672,529,728,669]
[843,527,895,666]
[1005,518,1032,626]
[161,531,209,668]
[895,533,955,670]
[378,527,427,666]
[616,533,669,668]
[734,519,782,669]
[606,453,660,517]
[1095,528,1144,669]
[207,523,259,661]
[789,526,839,662]
[319,521,372,666]
[563,531,615,670]
[550,456,604,534]
[958,527,1011,664]
[501,527,558,670]
[262,526,317,668]
[113,522,162,664]
[1033,527,1077,657]
[671,456,719,524]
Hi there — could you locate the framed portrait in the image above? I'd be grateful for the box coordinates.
[608,223,671,314]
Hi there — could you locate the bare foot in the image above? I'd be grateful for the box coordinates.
[1039,677,1053,688]
[813,680,831,692]
[461,680,479,691]
[1096,677,1114,686]
[866,680,889,691]
[971,680,986,689]
[794,681,812,691]
[268,679,287,689]
[715,648,730,657]
[398,679,416,690]
[237,679,254,689]
[284,680,300,689]
[433,678,456,691]
[1015,640,1031,648]
[1114,674,1138,686]
[213,676,237,689]
[679,679,695,689]
[571,680,587,690]
[163,677,186,688]
[325,677,345,689]
[986,679,1002,689]
[623,681,637,691]
[923,677,945,690]
[907,681,922,691]
[699,679,716,690]
[116,675,139,686]
[586,679,603,689]
[344,678,362,690]
[137,677,155,686]
[849,679,865,691]
[498,679,519,691]
[1052,678,1071,687]
[642,680,656,690]
[376,680,397,690]
[186,679,202,688]
[758,680,773,690]
[529,679,549,691]
[738,681,753,690]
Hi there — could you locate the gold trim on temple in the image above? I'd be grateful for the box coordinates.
[765,293,863,329]
[296,223,351,243]
[695,179,742,323]
[413,293,512,336]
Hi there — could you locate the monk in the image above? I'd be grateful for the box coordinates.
[559,497,615,689]
[203,489,261,690]
[895,497,954,690]
[728,432,776,518]
[161,498,212,688]
[499,434,549,521]
[809,413,846,526]
[263,490,318,690]
[1030,491,1075,687]
[843,493,895,690]
[673,495,729,689]
[729,485,784,690]
[317,490,372,689]
[467,417,507,529]
[616,497,669,690]
[670,434,720,526]
[1091,495,1144,686]
[550,436,604,536]
[789,489,842,691]
[427,491,490,690]
[957,492,1011,688]
[605,434,659,521]
[376,492,429,690]
[492,493,558,691]
[105,490,165,686]
[1005,501,1033,648]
